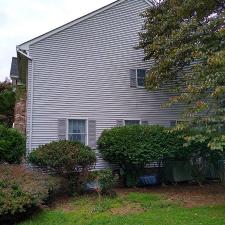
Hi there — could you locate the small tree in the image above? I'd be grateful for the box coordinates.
[138,0,225,151]
[0,79,15,127]
[29,140,96,194]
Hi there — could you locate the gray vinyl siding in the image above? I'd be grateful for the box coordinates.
[26,0,182,169]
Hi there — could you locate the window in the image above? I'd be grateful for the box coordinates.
[125,120,140,126]
[68,119,87,144]
[137,69,146,87]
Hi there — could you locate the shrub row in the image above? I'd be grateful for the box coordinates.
[97,125,221,186]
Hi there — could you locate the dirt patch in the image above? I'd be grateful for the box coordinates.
[116,183,225,208]
[49,195,74,212]
[110,203,144,215]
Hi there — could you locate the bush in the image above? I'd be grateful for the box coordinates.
[98,125,185,165]
[0,125,25,164]
[89,169,117,196]
[29,140,96,194]
[98,125,222,186]
[98,169,117,196]
[0,80,16,127]
[98,125,186,186]
[0,164,62,223]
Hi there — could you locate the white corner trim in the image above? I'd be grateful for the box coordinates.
[29,60,34,153]
[18,0,127,51]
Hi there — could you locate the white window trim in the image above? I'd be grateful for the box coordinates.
[136,69,146,88]
[66,118,89,145]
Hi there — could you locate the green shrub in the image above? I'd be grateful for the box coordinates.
[29,140,96,194]
[98,125,185,165]
[0,80,16,127]
[89,169,117,196]
[98,125,186,186]
[0,164,62,223]
[0,125,25,164]
[98,125,221,186]
[98,169,117,196]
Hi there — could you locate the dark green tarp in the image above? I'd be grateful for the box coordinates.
[164,160,224,183]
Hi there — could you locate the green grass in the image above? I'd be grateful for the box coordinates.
[19,192,225,225]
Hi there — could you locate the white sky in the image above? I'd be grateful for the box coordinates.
[0,0,115,81]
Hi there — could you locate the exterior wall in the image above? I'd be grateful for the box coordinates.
[26,0,182,168]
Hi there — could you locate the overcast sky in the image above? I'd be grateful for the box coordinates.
[0,0,115,81]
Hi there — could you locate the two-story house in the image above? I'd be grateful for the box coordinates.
[15,0,181,169]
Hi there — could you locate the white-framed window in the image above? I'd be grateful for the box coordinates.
[68,119,87,144]
[124,120,141,126]
[136,69,146,87]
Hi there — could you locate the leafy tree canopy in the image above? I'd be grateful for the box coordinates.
[139,0,225,150]
[0,79,15,127]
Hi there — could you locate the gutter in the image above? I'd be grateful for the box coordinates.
[16,47,33,154]
[17,48,32,60]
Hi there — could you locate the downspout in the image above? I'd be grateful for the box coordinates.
[29,60,34,154]
[16,47,33,154]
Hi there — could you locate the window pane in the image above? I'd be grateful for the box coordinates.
[137,78,145,87]
[125,120,140,126]
[69,119,86,133]
[137,69,146,78]
[137,69,146,87]
[68,134,86,144]
[68,119,86,144]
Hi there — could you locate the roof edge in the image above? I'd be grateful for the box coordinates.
[18,0,151,51]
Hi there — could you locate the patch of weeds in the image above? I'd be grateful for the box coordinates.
[126,192,177,210]
[93,197,124,213]
[126,192,161,203]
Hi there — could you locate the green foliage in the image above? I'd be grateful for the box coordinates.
[29,140,96,194]
[98,125,184,164]
[89,169,117,196]
[0,164,62,223]
[98,125,186,186]
[98,125,222,185]
[139,0,225,150]
[0,79,16,127]
[16,84,26,101]
[0,125,25,164]
[19,191,225,225]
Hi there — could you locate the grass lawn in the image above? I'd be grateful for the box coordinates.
[19,191,225,225]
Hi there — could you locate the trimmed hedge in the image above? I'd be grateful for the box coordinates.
[29,140,96,193]
[97,125,185,186]
[98,125,185,165]
[0,125,25,164]
[97,125,216,186]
